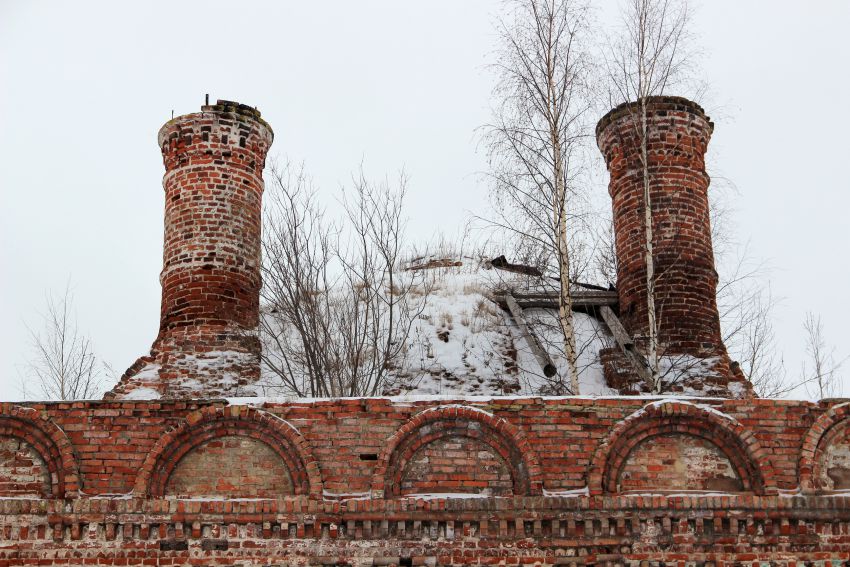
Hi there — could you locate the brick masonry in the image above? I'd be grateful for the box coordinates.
[107,100,274,400]
[0,437,49,498]
[3,396,850,564]
[398,435,514,497]
[596,97,748,395]
[616,433,742,493]
[163,435,294,498]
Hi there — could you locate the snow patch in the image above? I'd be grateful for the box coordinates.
[628,398,740,426]
[655,355,724,395]
[383,260,614,397]
[131,363,161,382]
[543,487,590,497]
[512,308,615,396]
[400,492,498,500]
[121,387,162,400]
[167,496,277,502]
[727,380,748,398]
[621,491,738,497]
[86,492,135,499]
[219,392,738,405]
[416,404,496,420]
[170,350,260,395]
[323,490,371,500]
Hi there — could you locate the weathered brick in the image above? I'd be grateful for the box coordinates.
[596,96,750,396]
[107,101,274,399]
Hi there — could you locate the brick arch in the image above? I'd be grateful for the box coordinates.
[0,403,80,498]
[371,405,543,498]
[799,402,850,491]
[587,400,776,495]
[135,405,322,498]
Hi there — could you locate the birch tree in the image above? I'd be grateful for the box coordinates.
[605,0,695,392]
[336,170,431,396]
[485,0,594,394]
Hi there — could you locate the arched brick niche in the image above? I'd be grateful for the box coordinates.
[0,404,79,498]
[371,405,543,498]
[136,406,322,498]
[588,400,776,495]
[0,436,49,497]
[800,402,850,491]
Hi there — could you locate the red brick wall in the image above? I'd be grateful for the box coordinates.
[0,397,831,496]
[802,402,850,491]
[818,425,850,490]
[399,435,514,496]
[163,435,294,498]
[617,433,742,492]
[0,436,49,497]
[3,396,850,564]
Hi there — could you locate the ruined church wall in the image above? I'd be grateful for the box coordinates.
[5,397,850,565]
[0,397,831,497]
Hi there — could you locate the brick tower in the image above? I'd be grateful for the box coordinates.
[107,100,273,399]
[596,96,749,396]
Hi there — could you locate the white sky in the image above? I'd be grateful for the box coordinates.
[1,0,848,401]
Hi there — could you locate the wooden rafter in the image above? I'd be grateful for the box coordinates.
[503,293,557,378]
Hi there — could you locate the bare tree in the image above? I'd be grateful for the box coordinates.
[802,312,845,400]
[485,0,595,394]
[257,162,429,397]
[24,285,106,400]
[336,169,431,396]
[719,278,788,398]
[593,215,618,288]
[604,0,696,392]
[257,163,339,397]
[709,176,800,398]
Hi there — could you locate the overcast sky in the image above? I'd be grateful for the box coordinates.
[1,0,848,401]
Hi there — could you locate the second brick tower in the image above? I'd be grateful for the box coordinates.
[596,96,749,396]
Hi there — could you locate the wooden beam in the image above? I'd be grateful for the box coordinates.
[495,290,618,310]
[512,290,618,301]
[504,293,557,378]
[598,306,634,349]
[599,306,653,388]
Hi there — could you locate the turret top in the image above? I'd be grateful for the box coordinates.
[595,95,713,141]
[157,99,273,147]
[201,99,263,120]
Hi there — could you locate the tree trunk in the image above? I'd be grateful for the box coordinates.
[640,97,660,392]
[553,131,581,395]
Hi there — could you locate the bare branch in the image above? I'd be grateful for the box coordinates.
[24,283,106,400]
[257,162,430,397]
[802,312,846,400]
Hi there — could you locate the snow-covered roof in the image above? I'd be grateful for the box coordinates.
[366,257,616,397]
